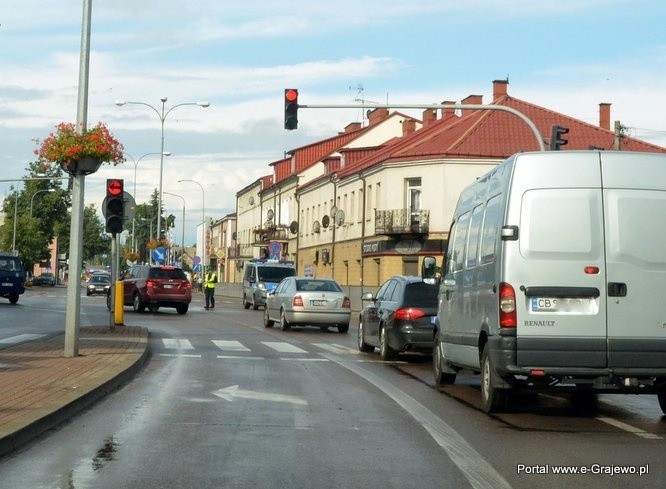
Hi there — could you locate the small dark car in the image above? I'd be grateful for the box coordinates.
[114,265,191,314]
[35,272,56,286]
[87,274,111,296]
[358,275,439,360]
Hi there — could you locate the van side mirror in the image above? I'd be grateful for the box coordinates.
[421,256,439,280]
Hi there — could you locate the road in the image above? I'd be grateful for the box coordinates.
[0,286,664,488]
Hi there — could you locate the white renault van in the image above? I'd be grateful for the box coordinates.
[430,150,666,413]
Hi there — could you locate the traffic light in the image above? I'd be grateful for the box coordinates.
[284,88,299,130]
[550,125,569,150]
[105,178,124,234]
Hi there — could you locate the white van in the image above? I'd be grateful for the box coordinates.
[429,151,666,413]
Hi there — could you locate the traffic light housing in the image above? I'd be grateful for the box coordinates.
[105,178,124,234]
[550,125,569,150]
[284,89,299,130]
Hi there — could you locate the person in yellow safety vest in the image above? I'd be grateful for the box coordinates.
[204,268,217,310]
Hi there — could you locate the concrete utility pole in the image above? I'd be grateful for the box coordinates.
[64,0,92,357]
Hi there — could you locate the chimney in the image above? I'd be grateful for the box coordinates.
[599,103,611,131]
[402,118,417,136]
[344,122,362,133]
[367,108,389,125]
[461,94,483,116]
[422,108,437,127]
[441,100,457,120]
[493,79,509,101]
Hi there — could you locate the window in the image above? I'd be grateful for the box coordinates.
[466,205,484,269]
[406,178,422,214]
[449,212,471,273]
[480,194,501,264]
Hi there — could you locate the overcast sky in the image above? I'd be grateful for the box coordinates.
[2,0,666,245]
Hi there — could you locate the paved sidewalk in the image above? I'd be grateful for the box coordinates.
[0,325,149,457]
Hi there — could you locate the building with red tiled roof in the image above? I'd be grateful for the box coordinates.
[229,108,421,279]
[293,79,665,290]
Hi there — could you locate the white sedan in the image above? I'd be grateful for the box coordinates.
[263,277,351,333]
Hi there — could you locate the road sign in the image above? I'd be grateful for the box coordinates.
[193,255,201,265]
[152,246,166,264]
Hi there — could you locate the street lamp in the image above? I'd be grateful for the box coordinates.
[178,179,206,274]
[124,151,171,252]
[115,97,209,246]
[30,189,56,216]
[163,191,185,265]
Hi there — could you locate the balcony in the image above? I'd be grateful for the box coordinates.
[374,209,430,235]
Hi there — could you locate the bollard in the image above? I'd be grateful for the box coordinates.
[114,280,124,326]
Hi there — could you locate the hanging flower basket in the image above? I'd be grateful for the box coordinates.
[34,122,125,176]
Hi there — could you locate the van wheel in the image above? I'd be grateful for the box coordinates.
[280,309,291,331]
[337,324,349,334]
[8,294,18,304]
[252,298,259,311]
[480,345,510,413]
[263,308,274,328]
[379,326,397,361]
[243,296,250,309]
[133,293,146,313]
[433,340,456,385]
[357,320,374,353]
[658,391,666,414]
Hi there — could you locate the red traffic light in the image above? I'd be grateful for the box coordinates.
[285,89,298,102]
[107,179,124,196]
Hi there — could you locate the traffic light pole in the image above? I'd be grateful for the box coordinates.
[297,103,546,151]
[109,233,117,331]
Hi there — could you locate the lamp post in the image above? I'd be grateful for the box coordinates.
[115,97,209,247]
[124,151,171,252]
[178,179,205,274]
[163,191,185,266]
[30,189,56,216]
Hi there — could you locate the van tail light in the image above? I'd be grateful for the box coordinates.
[498,282,517,328]
[395,308,425,321]
[293,295,304,307]
[342,296,351,309]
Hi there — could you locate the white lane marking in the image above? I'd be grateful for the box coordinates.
[213,385,308,406]
[213,340,250,352]
[313,343,358,354]
[280,358,329,362]
[162,338,194,350]
[323,353,513,489]
[217,355,265,360]
[157,354,202,358]
[596,416,662,439]
[261,341,308,353]
[0,334,47,344]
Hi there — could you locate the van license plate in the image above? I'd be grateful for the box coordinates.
[2,282,11,287]
[531,298,558,311]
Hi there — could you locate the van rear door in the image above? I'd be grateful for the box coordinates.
[601,152,666,369]
[506,153,608,368]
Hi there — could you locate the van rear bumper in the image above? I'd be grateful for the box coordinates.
[488,335,666,391]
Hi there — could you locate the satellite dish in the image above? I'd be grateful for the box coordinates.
[266,209,274,221]
[335,210,345,226]
[321,215,330,228]
[330,206,338,219]
[289,221,299,234]
[312,221,321,233]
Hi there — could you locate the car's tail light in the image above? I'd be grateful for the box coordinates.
[147,280,157,288]
[394,308,425,321]
[342,296,351,309]
[293,295,304,307]
[183,281,191,290]
[499,282,516,328]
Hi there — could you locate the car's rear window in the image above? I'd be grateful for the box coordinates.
[258,266,295,282]
[149,268,187,280]
[295,280,342,292]
[404,282,439,307]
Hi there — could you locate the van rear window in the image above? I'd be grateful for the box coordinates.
[258,266,295,282]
